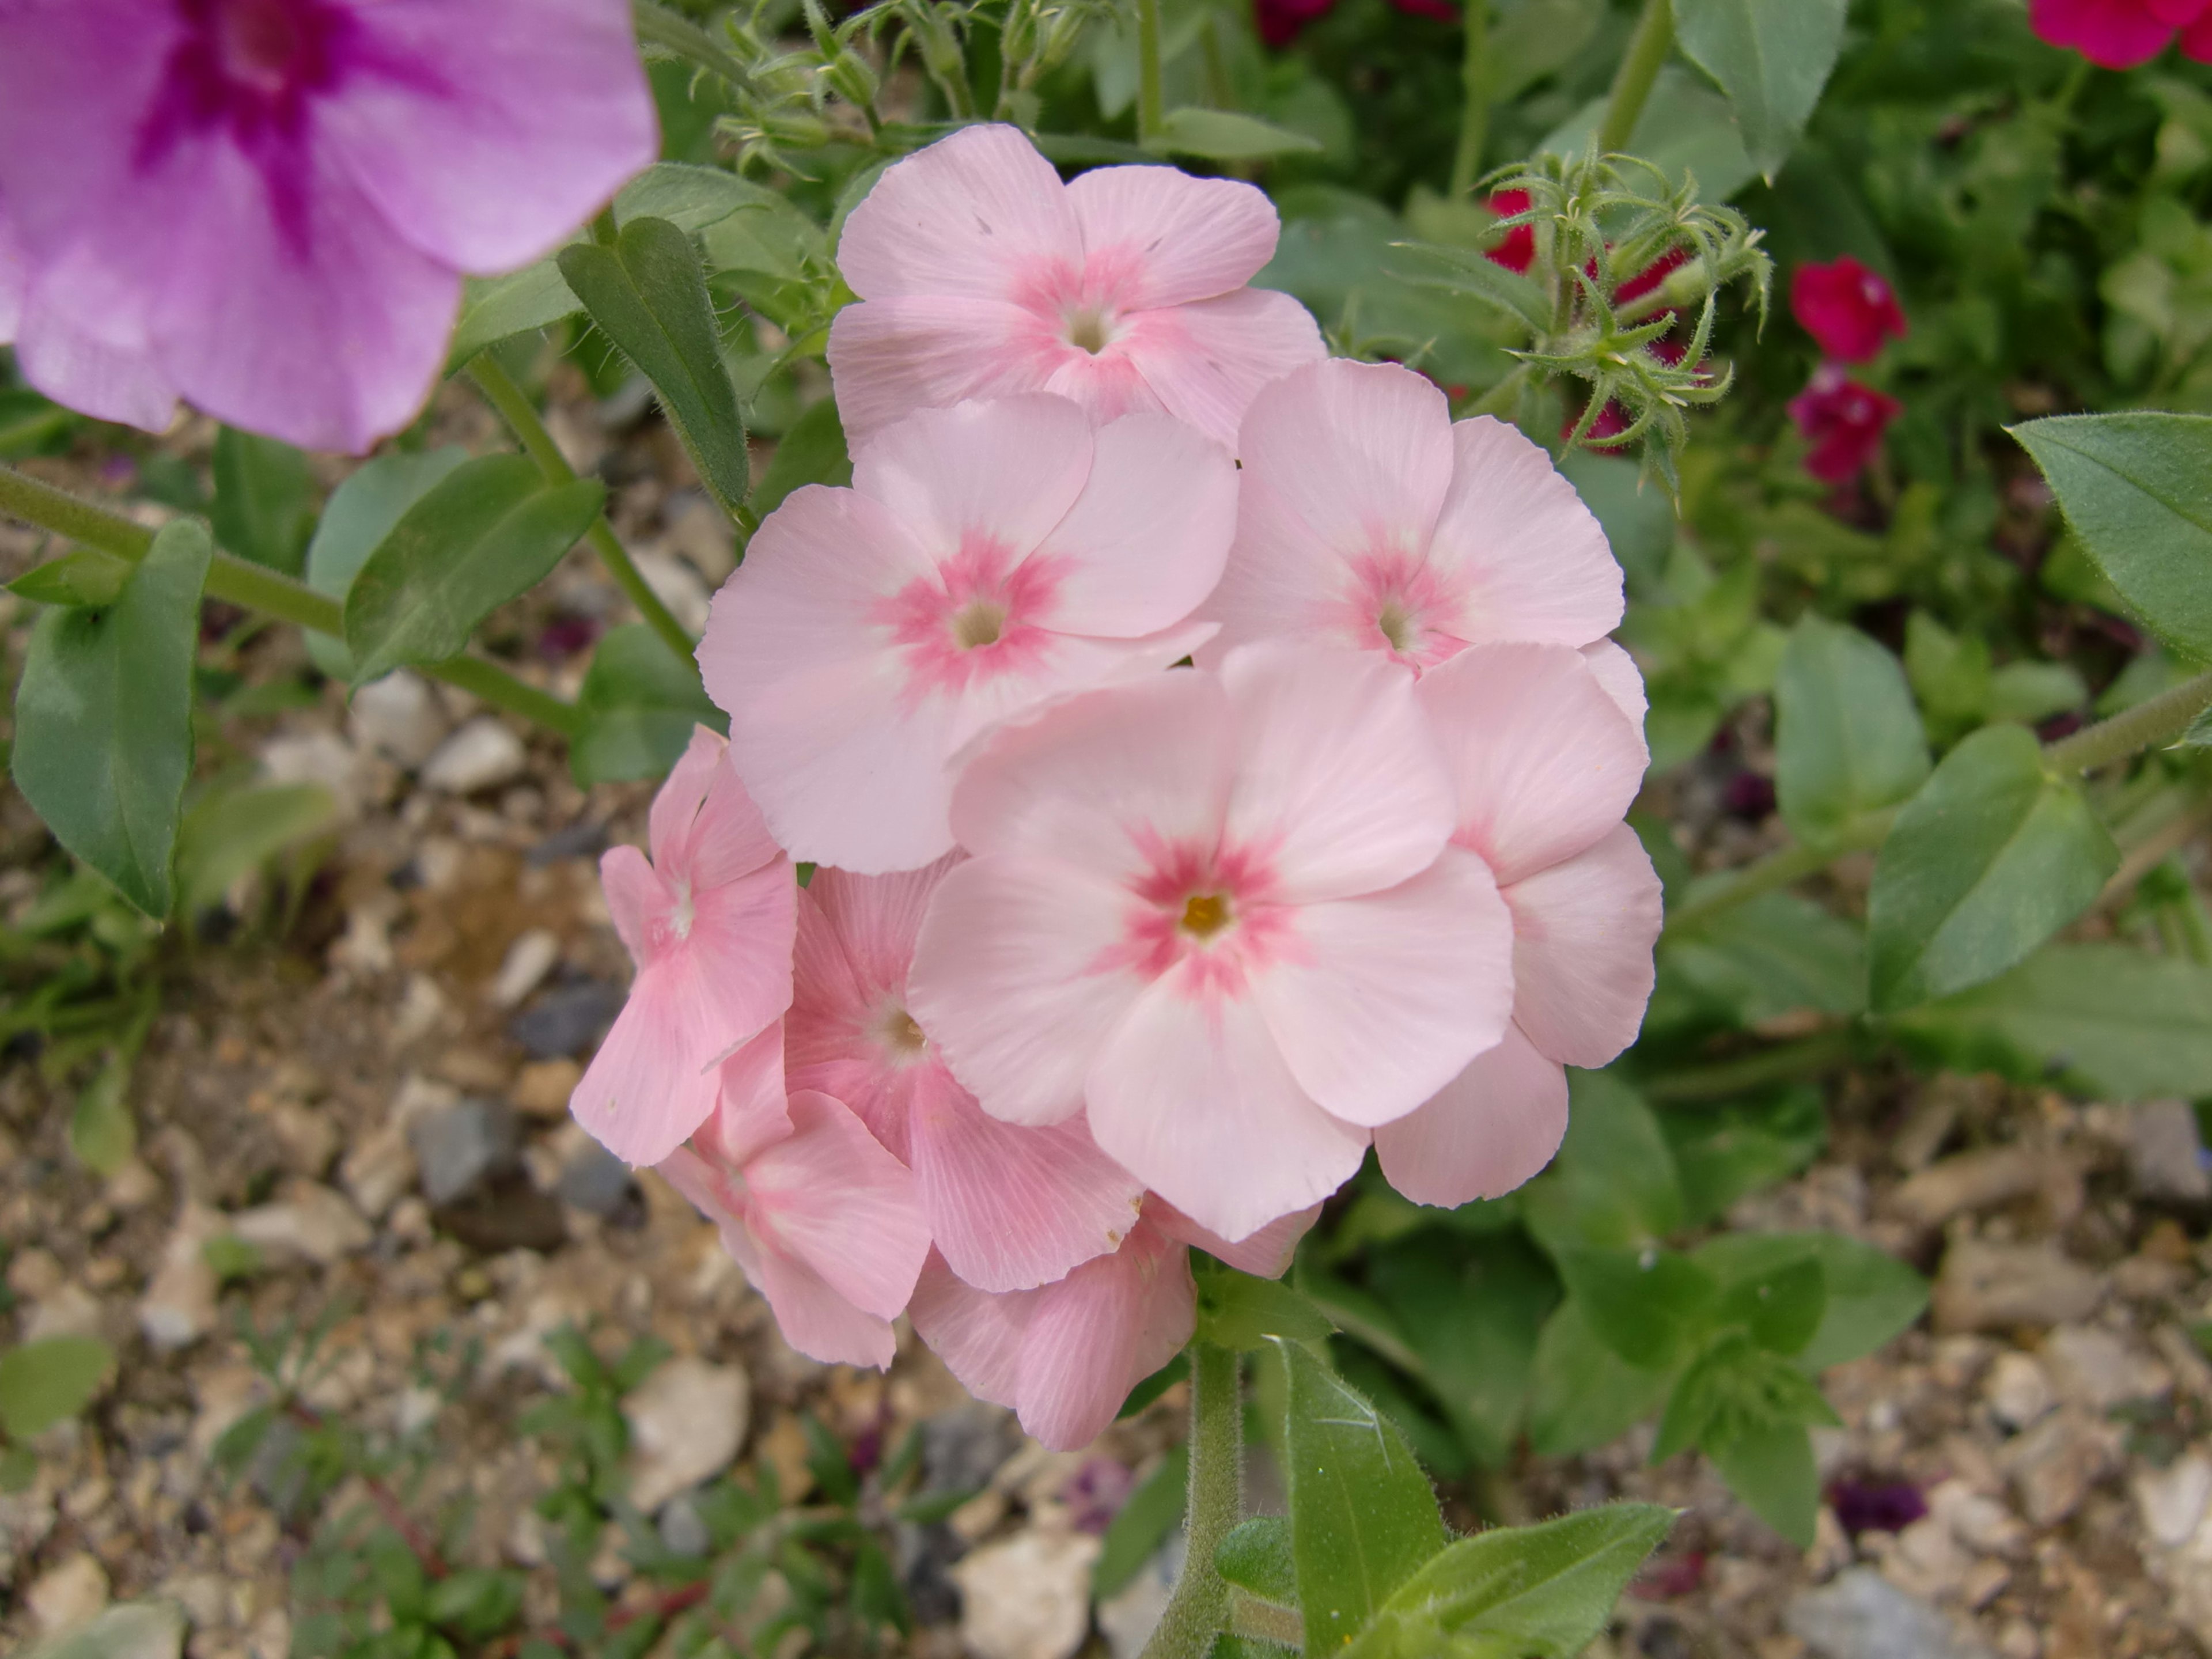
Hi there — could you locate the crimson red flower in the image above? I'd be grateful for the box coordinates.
[1791,257,1907,363]
[1254,0,1453,45]
[1485,189,1535,274]
[1788,365,1902,483]
[2030,0,2212,66]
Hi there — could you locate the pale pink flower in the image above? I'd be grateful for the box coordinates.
[0,0,656,452]
[906,644,1517,1243]
[1374,645,1662,1208]
[1198,358,1624,673]
[699,395,1237,874]
[825,124,1324,448]
[570,727,798,1168]
[658,1026,931,1369]
[910,1199,1315,1450]
[788,857,1146,1293]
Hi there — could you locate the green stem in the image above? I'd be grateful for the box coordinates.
[465,355,697,665]
[1448,0,1490,202]
[2045,668,2212,774]
[0,464,581,738]
[1139,1343,1240,1659]
[1135,0,1166,149]
[630,0,755,92]
[1662,810,1894,938]
[1595,0,1672,155]
[1642,1027,1857,1104]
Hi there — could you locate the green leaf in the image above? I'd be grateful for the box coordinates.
[12,518,213,917]
[70,1049,136,1176]
[2011,412,2212,662]
[302,446,470,680]
[173,782,338,915]
[1772,616,1928,840]
[451,264,586,366]
[210,426,315,575]
[1150,108,1323,161]
[1693,1233,1926,1371]
[1660,1087,1827,1226]
[1558,449,1677,594]
[558,217,751,521]
[1551,1248,1719,1371]
[1710,1418,1821,1547]
[570,624,722,787]
[1274,1337,1447,1651]
[426,1569,526,1640]
[1194,1259,1338,1351]
[1539,65,1758,203]
[1217,1516,1299,1607]
[1368,1234,1559,1468]
[15,1601,184,1659]
[1657,892,1866,1027]
[1988,661,2088,725]
[1673,0,1850,181]
[1094,1444,1188,1601]
[1715,1255,1825,1357]
[1520,1071,1683,1253]
[342,454,603,684]
[1866,724,2118,1012]
[1346,1505,1675,1659]
[9,550,134,608]
[1387,241,1555,336]
[754,396,853,521]
[1527,1300,1676,1457]
[0,1334,115,1438]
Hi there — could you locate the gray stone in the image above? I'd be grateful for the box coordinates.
[1097,1533,1184,1659]
[1786,1568,1996,1659]
[408,1098,520,1207]
[2000,1407,2123,1525]
[508,980,623,1059]
[229,1181,372,1266]
[348,670,448,770]
[1931,1238,2101,1333]
[2041,1323,2169,1411]
[420,717,528,794]
[556,1141,638,1219]
[657,1493,711,1558]
[922,1400,1022,1499]
[2129,1100,2212,1203]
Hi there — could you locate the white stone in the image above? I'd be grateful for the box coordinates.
[421,717,528,794]
[21,1283,105,1345]
[339,1124,415,1220]
[27,1551,109,1633]
[390,974,450,1047]
[623,1357,750,1513]
[349,670,448,770]
[952,1528,1103,1659]
[489,928,562,1009]
[1928,1480,2026,1557]
[2042,1323,2169,1411]
[138,1206,222,1352]
[2135,1453,2212,1548]
[1982,1352,2054,1431]
[1097,1533,1184,1659]
[229,1182,371,1266]
[261,731,366,821]
[632,548,711,636]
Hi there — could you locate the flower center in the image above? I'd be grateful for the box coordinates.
[1065,306,1115,355]
[1179,892,1233,938]
[670,878,696,941]
[950,599,1008,650]
[215,0,311,92]
[1376,597,1418,656]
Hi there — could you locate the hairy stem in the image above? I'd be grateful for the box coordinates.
[631,0,755,91]
[1140,1343,1240,1659]
[1135,0,1166,149]
[1661,810,1895,938]
[0,464,582,738]
[1449,0,1491,201]
[465,355,698,665]
[2045,668,2212,774]
[1596,0,1672,155]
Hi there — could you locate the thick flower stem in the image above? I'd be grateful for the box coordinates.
[465,354,699,666]
[2045,668,2212,775]
[1449,0,1491,202]
[1135,0,1167,150]
[1596,0,1672,156]
[0,463,582,739]
[1140,1343,1241,1659]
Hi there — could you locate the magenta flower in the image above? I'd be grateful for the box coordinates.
[1197,360,1624,675]
[824,124,1324,448]
[910,1200,1314,1450]
[2031,0,2212,66]
[1788,365,1903,484]
[0,0,656,451]
[570,728,798,1168]
[658,1028,931,1369]
[788,857,1146,1293]
[906,644,1517,1244]
[1373,645,1661,1207]
[699,395,1237,874]
[1790,257,1907,365]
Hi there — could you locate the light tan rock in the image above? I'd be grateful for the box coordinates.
[623,1357,749,1513]
[952,1528,1103,1659]
[1932,1239,2101,1333]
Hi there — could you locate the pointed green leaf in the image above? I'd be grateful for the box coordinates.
[302,446,471,680]
[1217,1516,1298,1608]
[2011,412,2212,662]
[558,216,750,521]
[753,395,853,521]
[1710,1418,1820,1546]
[342,454,603,683]
[1715,1255,1825,1357]
[1149,108,1323,161]
[570,624,722,786]
[1673,0,1850,181]
[1368,1234,1558,1469]
[1693,1232,1926,1372]
[174,782,339,915]
[9,549,134,608]
[1772,615,1929,839]
[70,1050,137,1176]
[211,426,316,574]
[1275,1337,1447,1651]
[1387,243,1554,336]
[1527,1300,1676,1457]
[1552,1248,1719,1371]
[13,518,213,917]
[1194,1259,1338,1351]
[0,1334,115,1438]
[1867,724,2118,1012]
[1520,1071,1683,1253]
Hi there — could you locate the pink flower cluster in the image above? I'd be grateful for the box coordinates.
[574,126,1662,1449]
[2031,0,2212,67]
[1787,257,1907,484]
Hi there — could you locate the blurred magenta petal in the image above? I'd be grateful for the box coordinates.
[1789,365,1903,483]
[1790,257,1908,363]
[2030,0,2197,64]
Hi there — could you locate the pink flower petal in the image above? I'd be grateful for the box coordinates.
[650,726,783,886]
[1426,415,1623,649]
[692,1023,794,1171]
[1150,1198,1320,1277]
[1505,823,1663,1068]
[1066,165,1283,309]
[571,961,730,1166]
[1418,643,1649,885]
[599,844,664,965]
[805,859,946,993]
[0,198,22,340]
[746,1090,930,1320]
[745,1237,904,1369]
[1085,978,1369,1243]
[836,123,1080,302]
[1014,1222,1194,1449]
[909,854,1152,1127]
[826,293,1069,446]
[1114,286,1328,452]
[850,395,1095,565]
[1028,412,1238,638]
[1373,1023,1569,1207]
[14,274,179,433]
[1581,639,1651,747]
[909,1252,1029,1406]
[908,1067,1147,1292]
[1252,846,1516,1128]
[1218,644,1455,904]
